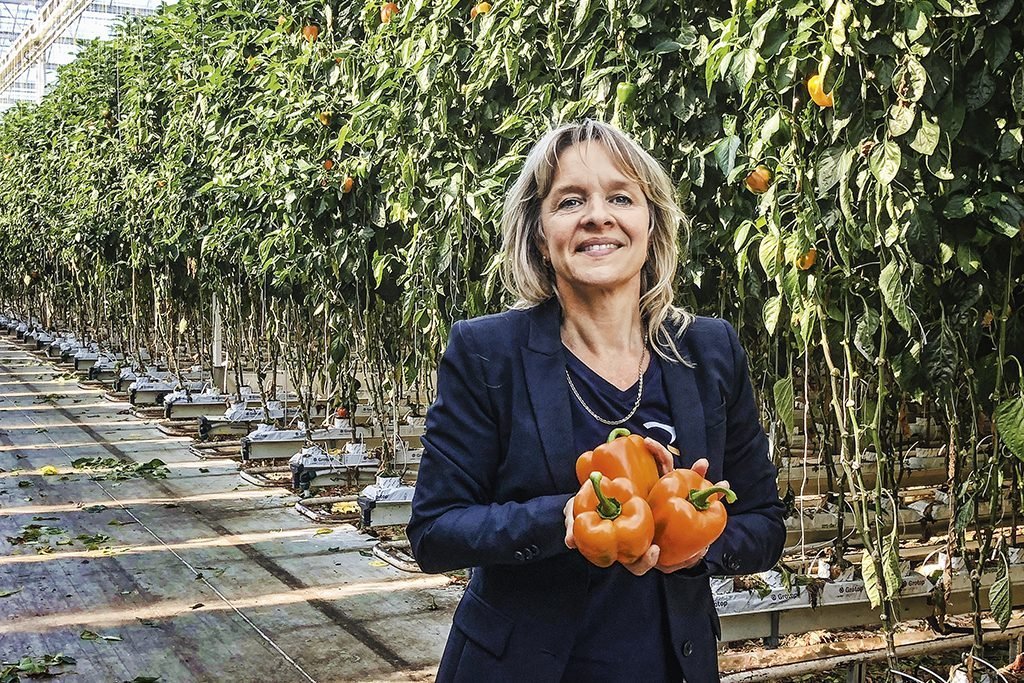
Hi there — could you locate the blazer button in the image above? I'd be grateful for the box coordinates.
[513,550,526,562]
[528,544,539,555]
[681,640,693,657]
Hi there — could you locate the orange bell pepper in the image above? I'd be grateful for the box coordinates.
[573,472,655,568]
[575,427,660,497]
[648,468,736,569]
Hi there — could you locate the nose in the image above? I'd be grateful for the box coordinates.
[580,193,614,229]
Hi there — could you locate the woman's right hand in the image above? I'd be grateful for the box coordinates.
[563,495,576,549]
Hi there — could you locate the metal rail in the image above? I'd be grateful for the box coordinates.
[0,0,92,98]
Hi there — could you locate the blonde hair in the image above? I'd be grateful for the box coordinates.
[500,119,694,363]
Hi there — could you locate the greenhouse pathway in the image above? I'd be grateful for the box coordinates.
[0,340,459,682]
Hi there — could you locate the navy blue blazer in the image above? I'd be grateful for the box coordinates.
[408,298,785,682]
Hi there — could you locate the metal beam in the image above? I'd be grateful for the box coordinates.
[0,0,94,99]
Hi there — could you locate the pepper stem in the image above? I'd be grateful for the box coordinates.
[606,427,631,443]
[589,472,622,520]
[688,486,737,511]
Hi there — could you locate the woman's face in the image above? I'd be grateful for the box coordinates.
[538,141,651,300]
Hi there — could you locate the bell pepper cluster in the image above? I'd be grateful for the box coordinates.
[572,428,737,570]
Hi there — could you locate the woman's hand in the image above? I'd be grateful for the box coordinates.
[644,437,675,477]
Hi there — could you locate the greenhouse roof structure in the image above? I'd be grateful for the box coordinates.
[0,0,163,111]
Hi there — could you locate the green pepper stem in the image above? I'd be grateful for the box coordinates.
[606,427,631,443]
[688,486,737,511]
[589,472,622,520]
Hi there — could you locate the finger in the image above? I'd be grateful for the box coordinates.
[644,437,674,477]
[623,544,660,576]
[690,457,709,478]
[563,497,576,549]
[657,546,709,573]
[716,479,730,490]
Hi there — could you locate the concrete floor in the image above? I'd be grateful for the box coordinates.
[0,339,460,682]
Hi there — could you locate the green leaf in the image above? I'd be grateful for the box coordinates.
[714,135,740,176]
[994,397,1024,462]
[909,112,940,155]
[895,57,928,102]
[758,232,782,279]
[943,195,975,218]
[773,376,794,435]
[883,526,902,597]
[870,141,901,186]
[965,67,996,110]
[861,553,882,610]
[984,25,1012,68]
[956,244,981,274]
[854,308,881,361]
[763,296,782,335]
[880,261,913,332]
[1011,66,1024,114]
[831,0,852,51]
[887,102,916,137]
[988,553,1012,630]
[0,588,22,598]
[816,146,845,195]
[728,48,758,94]
[956,497,975,530]
[998,128,1022,160]
[573,0,592,26]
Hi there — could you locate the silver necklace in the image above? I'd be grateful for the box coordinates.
[564,345,647,426]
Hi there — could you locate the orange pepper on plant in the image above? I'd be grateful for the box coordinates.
[575,427,660,497]
[573,472,655,567]
[647,468,736,569]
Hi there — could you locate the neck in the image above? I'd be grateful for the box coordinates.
[557,282,644,357]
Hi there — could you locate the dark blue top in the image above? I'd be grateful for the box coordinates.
[563,348,683,681]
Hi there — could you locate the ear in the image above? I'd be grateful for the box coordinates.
[535,235,550,263]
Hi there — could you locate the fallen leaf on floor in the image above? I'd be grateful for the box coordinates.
[32,516,59,521]
[369,560,388,567]
[34,428,47,433]
[126,676,160,682]
[135,618,157,627]
[17,481,32,488]
[0,588,22,598]
[190,603,204,610]
[198,468,209,473]
[196,566,225,577]
[0,653,76,678]
[327,547,341,553]
[80,629,121,642]
[39,465,60,476]
[75,533,111,550]
[315,528,333,535]
[161,503,179,508]
[82,505,108,513]
[107,520,135,526]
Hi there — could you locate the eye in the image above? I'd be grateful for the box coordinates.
[611,195,633,205]
[557,197,582,210]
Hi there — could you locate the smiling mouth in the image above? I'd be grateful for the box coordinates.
[577,243,622,254]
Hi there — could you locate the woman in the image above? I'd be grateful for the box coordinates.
[408,120,785,682]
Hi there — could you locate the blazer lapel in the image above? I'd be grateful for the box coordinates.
[661,330,708,469]
[522,299,578,493]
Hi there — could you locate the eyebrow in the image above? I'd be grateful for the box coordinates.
[548,179,636,198]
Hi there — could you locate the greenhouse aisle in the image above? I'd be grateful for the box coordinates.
[0,341,458,682]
